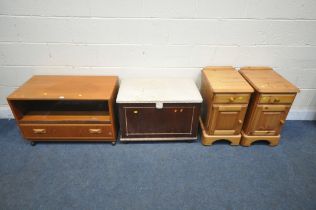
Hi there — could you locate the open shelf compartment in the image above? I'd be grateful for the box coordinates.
[9,100,111,124]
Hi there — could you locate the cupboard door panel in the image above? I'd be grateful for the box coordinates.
[250,105,290,135]
[209,105,247,135]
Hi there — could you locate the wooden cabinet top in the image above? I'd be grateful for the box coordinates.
[8,75,118,100]
[202,66,254,93]
[116,78,203,103]
[239,67,300,93]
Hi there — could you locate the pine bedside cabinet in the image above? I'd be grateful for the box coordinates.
[200,66,254,146]
[116,78,203,142]
[7,76,118,146]
[239,67,300,146]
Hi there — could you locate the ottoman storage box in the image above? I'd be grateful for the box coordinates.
[116,79,203,142]
[239,67,300,146]
[200,66,254,146]
[7,76,118,145]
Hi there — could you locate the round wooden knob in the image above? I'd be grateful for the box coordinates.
[238,120,243,124]
[273,98,280,103]
[229,97,235,102]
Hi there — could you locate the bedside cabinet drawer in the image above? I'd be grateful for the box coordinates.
[20,124,114,139]
[213,94,250,104]
[259,94,295,104]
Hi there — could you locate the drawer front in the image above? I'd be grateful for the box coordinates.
[213,94,250,104]
[259,94,295,104]
[20,124,114,139]
[119,103,200,138]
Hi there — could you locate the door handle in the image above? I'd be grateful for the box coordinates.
[32,128,46,134]
[273,98,280,103]
[174,109,183,113]
[238,120,243,124]
[89,129,102,134]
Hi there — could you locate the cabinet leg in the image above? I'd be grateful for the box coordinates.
[30,141,36,146]
[240,138,251,147]
[186,140,195,143]
[111,141,116,146]
[269,140,279,147]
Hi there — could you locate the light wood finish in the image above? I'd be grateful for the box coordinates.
[19,111,111,124]
[240,131,280,147]
[239,67,300,93]
[240,67,299,146]
[248,105,290,136]
[259,94,295,104]
[200,118,241,146]
[202,66,254,93]
[213,94,250,104]
[209,104,247,135]
[20,124,114,140]
[200,67,253,146]
[8,75,118,100]
[7,75,119,144]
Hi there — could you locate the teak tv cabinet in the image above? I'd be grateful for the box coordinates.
[200,66,254,145]
[116,78,203,142]
[239,67,300,146]
[7,76,118,145]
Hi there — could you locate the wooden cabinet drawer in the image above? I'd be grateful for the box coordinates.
[259,94,295,104]
[20,124,114,139]
[213,94,250,104]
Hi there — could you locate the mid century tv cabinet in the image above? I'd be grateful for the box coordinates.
[7,76,118,145]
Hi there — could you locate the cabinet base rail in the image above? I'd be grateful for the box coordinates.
[120,135,197,142]
[240,131,280,147]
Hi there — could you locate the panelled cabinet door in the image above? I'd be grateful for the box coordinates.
[209,104,247,135]
[124,106,196,136]
[249,105,290,136]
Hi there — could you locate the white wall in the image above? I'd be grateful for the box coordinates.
[0,0,315,119]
